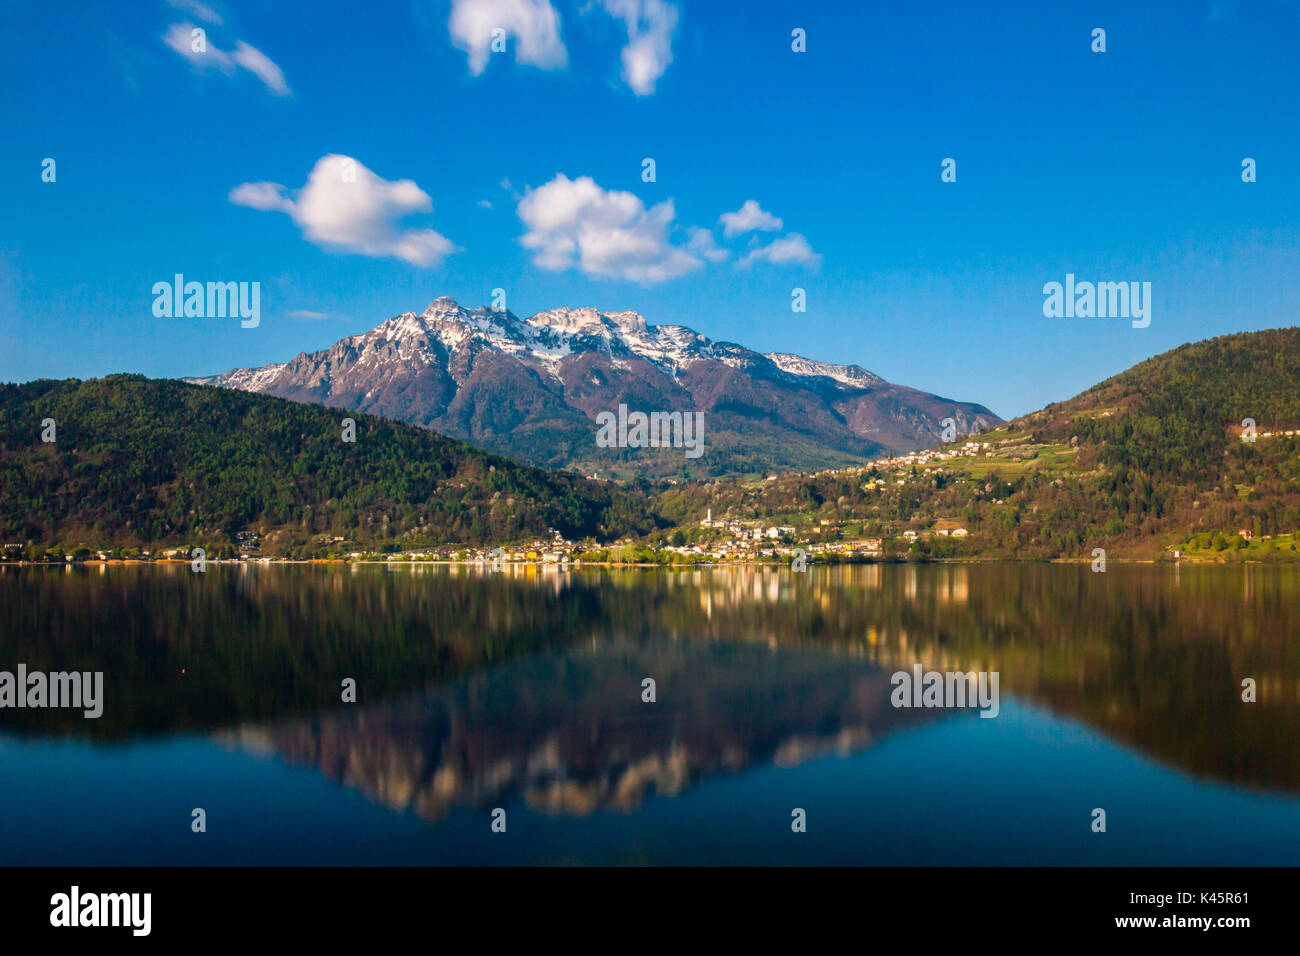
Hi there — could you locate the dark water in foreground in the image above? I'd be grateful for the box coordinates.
[1,562,1298,865]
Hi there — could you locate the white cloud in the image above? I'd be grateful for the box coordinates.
[719,200,817,267]
[597,0,678,95]
[231,41,289,96]
[686,227,728,262]
[162,22,290,96]
[165,0,222,25]
[289,310,331,319]
[227,180,293,213]
[719,199,783,238]
[517,173,702,283]
[448,0,567,75]
[230,155,460,268]
[737,233,820,269]
[162,22,215,62]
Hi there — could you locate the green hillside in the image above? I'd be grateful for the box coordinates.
[657,328,1300,559]
[0,375,661,556]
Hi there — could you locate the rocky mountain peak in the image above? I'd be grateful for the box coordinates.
[423,295,464,317]
[186,298,1003,477]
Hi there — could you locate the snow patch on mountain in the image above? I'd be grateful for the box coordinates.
[765,353,884,389]
[188,297,888,394]
[188,361,288,391]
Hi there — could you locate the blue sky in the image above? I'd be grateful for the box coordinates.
[1,0,1297,419]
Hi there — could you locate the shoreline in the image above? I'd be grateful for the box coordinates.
[2,555,1294,568]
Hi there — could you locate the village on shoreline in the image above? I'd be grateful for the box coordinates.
[2,530,1285,568]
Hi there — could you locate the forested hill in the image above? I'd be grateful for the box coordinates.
[0,376,660,555]
[1030,327,1300,485]
[654,327,1300,559]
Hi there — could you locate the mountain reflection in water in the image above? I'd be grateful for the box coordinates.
[223,642,941,821]
[3,562,1299,809]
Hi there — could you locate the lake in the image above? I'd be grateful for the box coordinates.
[2,562,1298,865]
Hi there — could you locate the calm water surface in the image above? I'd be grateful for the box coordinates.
[2,562,1298,865]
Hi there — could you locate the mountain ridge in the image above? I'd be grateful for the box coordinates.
[187,297,1002,478]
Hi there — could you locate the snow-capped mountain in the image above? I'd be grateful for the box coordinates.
[187,297,1001,478]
